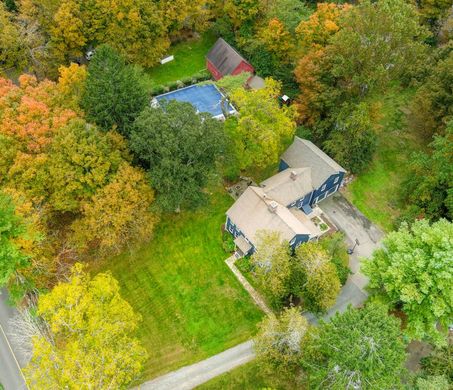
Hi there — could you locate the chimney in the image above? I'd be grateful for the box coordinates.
[268,201,278,213]
[290,170,297,181]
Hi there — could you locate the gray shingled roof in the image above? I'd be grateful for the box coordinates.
[260,168,314,206]
[206,38,250,76]
[281,137,346,188]
[226,186,319,247]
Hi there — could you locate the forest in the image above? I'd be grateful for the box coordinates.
[0,0,452,388]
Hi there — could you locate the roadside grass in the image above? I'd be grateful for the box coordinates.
[90,187,263,380]
[142,31,217,91]
[198,360,297,389]
[343,86,426,232]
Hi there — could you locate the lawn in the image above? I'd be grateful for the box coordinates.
[343,86,426,232]
[142,31,217,91]
[198,360,298,389]
[90,188,263,381]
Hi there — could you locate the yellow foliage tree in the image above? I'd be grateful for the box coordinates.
[229,78,296,170]
[57,63,87,112]
[71,164,156,254]
[257,18,294,60]
[295,2,351,49]
[24,263,148,389]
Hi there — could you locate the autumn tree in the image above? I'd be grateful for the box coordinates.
[300,302,407,389]
[71,164,156,254]
[254,307,309,374]
[250,230,291,308]
[0,2,27,73]
[46,119,124,213]
[82,45,148,135]
[293,241,340,313]
[57,62,87,112]
[363,219,453,345]
[0,192,29,286]
[257,18,294,60]
[264,0,311,33]
[223,0,262,29]
[24,263,148,389]
[130,100,224,211]
[402,123,453,221]
[229,78,296,171]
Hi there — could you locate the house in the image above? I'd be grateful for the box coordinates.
[206,38,254,80]
[225,137,346,256]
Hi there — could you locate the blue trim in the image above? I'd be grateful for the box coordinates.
[310,172,344,206]
[225,216,255,255]
[279,159,290,172]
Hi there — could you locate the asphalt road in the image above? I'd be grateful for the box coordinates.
[0,290,28,390]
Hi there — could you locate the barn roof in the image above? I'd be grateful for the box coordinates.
[226,186,318,247]
[281,137,346,188]
[206,38,251,76]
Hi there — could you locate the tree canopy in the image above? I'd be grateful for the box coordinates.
[363,218,453,345]
[82,45,148,135]
[24,263,148,389]
[130,100,225,211]
[301,302,407,389]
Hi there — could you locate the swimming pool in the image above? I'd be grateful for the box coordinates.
[153,84,236,119]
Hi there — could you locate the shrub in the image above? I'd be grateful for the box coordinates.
[222,231,236,253]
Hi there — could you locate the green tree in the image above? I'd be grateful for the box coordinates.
[363,219,453,344]
[293,241,340,313]
[24,263,148,389]
[0,192,28,286]
[301,302,407,389]
[264,0,311,33]
[319,232,350,285]
[0,3,27,73]
[403,123,453,221]
[250,230,292,308]
[254,307,309,374]
[324,102,377,173]
[410,52,453,139]
[130,101,224,211]
[81,45,148,135]
[229,78,296,171]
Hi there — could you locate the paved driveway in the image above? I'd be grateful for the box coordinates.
[305,193,384,323]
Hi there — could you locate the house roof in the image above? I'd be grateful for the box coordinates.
[260,168,314,206]
[226,186,318,247]
[281,137,346,188]
[206,38,251,76]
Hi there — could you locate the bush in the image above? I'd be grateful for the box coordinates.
[222,231,236,253]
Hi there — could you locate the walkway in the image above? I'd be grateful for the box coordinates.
[225,256,272,316]
[138,341,255,390]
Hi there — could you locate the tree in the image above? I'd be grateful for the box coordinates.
[420,340,453,383]
[410,52,453,139]
[319,232,350,285]
[57,63,87,112]
[250,231,291,307]
[223,0,262,29]
[403,123,453,221]
[24,263,148,389]
[257,18,294,61]
[0,2,27,74]
[130,101,224,211]
[300,302,407,389]
[324,102,377,173]
[363,219,453,344]
[293,241,340,313]
[327,0,429,97]
[81,45,148,134]
[0,192,28,286]
[229,78,296,171]
[264,0,311,33]
[254,307,309,374]
[71,164,156,254]
[46,119,124,213]
[416,375,449,390]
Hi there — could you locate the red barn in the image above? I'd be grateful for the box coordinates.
[206,38,254,81]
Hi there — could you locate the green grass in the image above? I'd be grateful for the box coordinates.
[142,31,217,90]
[344,86,426,232]
[91,188,263,380]
[198,360,297,389]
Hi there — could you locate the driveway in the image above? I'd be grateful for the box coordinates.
[305,193,384,323]
[0,290,28,390]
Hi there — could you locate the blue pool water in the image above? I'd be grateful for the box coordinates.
[155,84,235,118]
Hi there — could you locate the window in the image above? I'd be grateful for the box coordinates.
[334,176,339,184]
[321,184,326,191]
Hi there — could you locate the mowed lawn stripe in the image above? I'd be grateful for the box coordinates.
[92,190,263,380]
